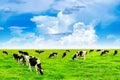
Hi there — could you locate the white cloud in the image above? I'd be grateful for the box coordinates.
[1,6,98,49]
[60,22,98,47]
[1,22,98,49]
[0,0,54,13]
[0,27,4,30]
[31,10,98,48]
[52,0,93,10]
[1,0,120,48]
[52,0,120,25]
[9,26,27,36]
[1,33,44,49]
[31,11,75,35]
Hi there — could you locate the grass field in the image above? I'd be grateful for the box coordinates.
[0,49,120,80]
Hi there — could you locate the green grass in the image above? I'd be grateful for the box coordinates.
[0,49,120,80]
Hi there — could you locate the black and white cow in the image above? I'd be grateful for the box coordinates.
[62,52,66,58]
[100,50,109,56]
[96,49,101,52]
[113,50,118,56]
[72,52,79,60]
[3,51,8,55]
[66,50,70,52]
[19,50,29,55]
[13,53,26,64]
[62,50,70,58]
[35,50,44,54]
[89,49,94,53]
[48,52,58,58]
[72,51,87,60]
[25,55,43,75]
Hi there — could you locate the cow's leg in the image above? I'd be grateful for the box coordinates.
[26,60,29,66]
[28,63,32,72]
[19,59,23,65]
[83,55,86,60]
[17,59,20,64]
[35,65,38,74]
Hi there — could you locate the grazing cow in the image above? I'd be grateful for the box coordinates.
[19,50,29,55]
[96,49,101,52]
[72,51,87,60]
[62,52,66,58]
[13,53,26,64]
[72,52,79,60]
[100,50,109,56]
[66,50,70,52]
[48,52,58,58]
[25,56,43,75]
[89,49,94,53]
[35,50,44,54]
[3,51,8,55]
[114,50,118,56]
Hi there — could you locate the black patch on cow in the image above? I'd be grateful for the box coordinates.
[89,49,94,53]
[29,57,37,66]
[62,52,66,58]
[19,50,29,55]
[100,50,109,56]
[35,50,44,54]
[114,50,118,56]
[3,51,8,55]
[48,52,58,58]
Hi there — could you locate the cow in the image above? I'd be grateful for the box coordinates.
[62,52,66,58]
[100,50,109,56]
[96,49,101,52]
[62,50,70,58]
[48,52,58,58]
[66,50,70,52]
[72,51,87,60]
[19,50,29,55]
[13,53,26,64]
[35,50,44,54]
[113,50,118,56]
[3,51,8,55]
[72,52,79,60]
[89,49,94,53]
[25,55,43,75]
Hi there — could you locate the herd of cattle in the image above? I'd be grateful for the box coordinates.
[1,49,119,75]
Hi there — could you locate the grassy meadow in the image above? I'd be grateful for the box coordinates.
[0,49,120,80]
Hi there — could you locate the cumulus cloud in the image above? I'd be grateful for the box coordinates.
[1,0,120,48]
[31,11,98,48]
[1,21,98,49]
[31,11,75,35]
[60,22,98,47]
[1,5,99,49]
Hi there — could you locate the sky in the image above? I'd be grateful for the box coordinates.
[0,0,120,49]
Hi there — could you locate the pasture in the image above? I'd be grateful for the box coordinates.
[0,49,120,80]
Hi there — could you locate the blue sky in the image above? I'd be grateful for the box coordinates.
[0,0,120,48]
